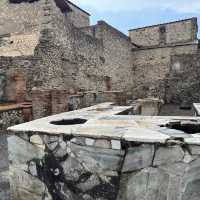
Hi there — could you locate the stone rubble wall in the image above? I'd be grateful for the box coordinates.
[80,21,134,92]
[166,52,200,104]
[2,132,200,200]
[0,56,41,101]
[132,44,198,101]
[69,91,127,111]
[32,89,127,119]
[129,18,198,47]
[0,0,135,103]
[0,109,25,131]
[66,1,90,28]
[0,0,43,36]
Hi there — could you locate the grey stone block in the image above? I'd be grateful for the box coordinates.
[153,145,184,166]
[122,144,155,172]
[70,143,125,175]
[8,135,45,165]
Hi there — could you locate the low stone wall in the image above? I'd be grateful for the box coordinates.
[69,91,127,111]
[0,103,32,131]
[133,98,164,116]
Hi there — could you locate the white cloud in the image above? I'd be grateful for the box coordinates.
[70,0,200,13]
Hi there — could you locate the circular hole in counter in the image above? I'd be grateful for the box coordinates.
[50,118,87,125]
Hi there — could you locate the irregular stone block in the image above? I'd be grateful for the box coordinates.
[61,156,86,182]
[10,167,52,200]
[181,158,200,200]
[8,135,45,164]
[153,145,184,166]
[85,138,95,146]
[121,168,169,200]
[188,145,200,155]
[70,143,125,175]
[30,135,45,150]
[76,174,100,192]
[122,144,155,172]
[111,140,121,150]
[0,171,10,200]
[94,139,111,149]
[0,135,9,172]
[183,150,197,163]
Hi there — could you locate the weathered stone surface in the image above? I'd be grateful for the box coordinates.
[122,144,154,172]
[76,174,100,192]
[120,168,169,200]
[188,145,200,155]
[70,143,125,175]
[61,156,86,182]
[0,135,9,172]
[0,171,10,200]
[124,127,170,143]
[8,135,45,164]
[30,134,45,150]
[111,140,121,150]
[159,127,190,138]
[10,167,52,200]
[94,139,111,149]
[153,145,184,166]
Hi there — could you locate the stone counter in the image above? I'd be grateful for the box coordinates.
[3,103,200,200]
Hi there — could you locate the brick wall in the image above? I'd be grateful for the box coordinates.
[32,89,52,119]
[51,90,68,114]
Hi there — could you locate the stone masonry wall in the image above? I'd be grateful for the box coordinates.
[132,44,198,101]
[0,0,104,101]
[129,18,198,47]
[35,0,106,91]
[81,23,133,91]
[81,21,134,92]
[0,0,43,36]
[166,52,200,104]
[66,0,90,28]
[0,56,43,101]
[0,109,25,131]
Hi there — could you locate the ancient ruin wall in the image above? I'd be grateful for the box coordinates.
[94,21,134,91]
[0,56,43,102]
[166,52,200,104]
[132,44,198,101]
[35,0,106,91]
[0,0,43,57]
[129,18,198,47]
[66,0,90,28]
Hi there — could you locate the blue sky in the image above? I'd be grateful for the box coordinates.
[71,0,200,37]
